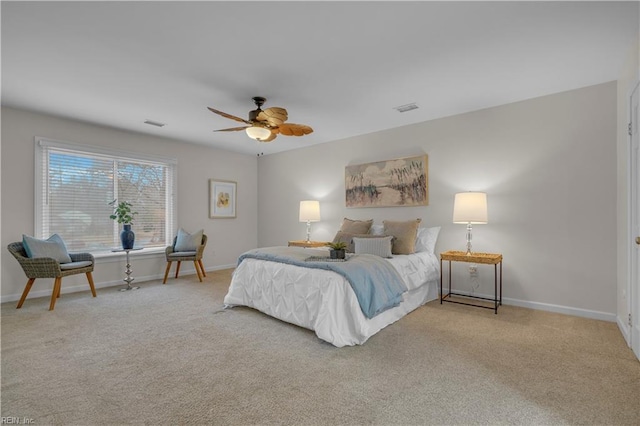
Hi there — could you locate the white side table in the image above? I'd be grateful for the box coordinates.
[112,247,143,291]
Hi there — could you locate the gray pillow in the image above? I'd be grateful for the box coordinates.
[22,234,72,263]
[353,236,393,258]
[175,228,204,252]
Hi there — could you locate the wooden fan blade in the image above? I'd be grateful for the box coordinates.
[214,126,248,132]
[277,123,313,137]
[257,107,288,127]
[207,107,251,124]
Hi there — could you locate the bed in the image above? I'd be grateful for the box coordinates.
[223,225,441,347]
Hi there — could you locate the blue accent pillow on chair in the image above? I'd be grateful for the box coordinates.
[22,234,72,263]
[174,228,204,252]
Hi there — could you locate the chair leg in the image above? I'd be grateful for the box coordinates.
[17,278,36,309]
[198,260,206,277]
[163,261,172,284]
[50,277,62,311]
[175,261,182,278]
[86,272,97,297]
[194,261,203,282]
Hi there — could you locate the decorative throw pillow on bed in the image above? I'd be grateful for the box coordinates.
[22,233,72,263]
[333,231,389,253]
[353,236,393,258]
[415,227,441,253]
[174,228,204,252]
[337,218,373,234]
[369,224,384,235]
[383,219,421,255]
[372,224,440,253]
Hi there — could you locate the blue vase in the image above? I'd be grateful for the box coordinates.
[120,224,135,250]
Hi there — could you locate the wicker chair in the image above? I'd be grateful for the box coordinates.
[7,242,96,311]
[163,234,207,284]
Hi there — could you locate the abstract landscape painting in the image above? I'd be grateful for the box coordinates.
[345,155,428,208]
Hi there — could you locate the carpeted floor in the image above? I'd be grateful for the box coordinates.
[1,269,639,425]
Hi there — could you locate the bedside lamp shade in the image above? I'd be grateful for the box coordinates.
[453,192,488,224]
[453,192,488,254]
[299,200,320,242]
[299,200,321,222]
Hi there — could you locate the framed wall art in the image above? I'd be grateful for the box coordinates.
[345,155,428,208]
[209,179,237,218]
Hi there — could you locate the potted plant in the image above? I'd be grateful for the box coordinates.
[109,200,138,249]
[326,241,347,260]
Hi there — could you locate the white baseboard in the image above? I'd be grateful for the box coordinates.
[504,297,616,322]
[617,315,631,346]
[0,263,236,304]
[632,326,640,359]
[444,289,616,322]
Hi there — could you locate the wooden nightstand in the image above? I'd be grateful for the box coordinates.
[440,250,503,314]
[288,240,329,248]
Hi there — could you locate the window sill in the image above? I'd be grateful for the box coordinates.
[93,247,165,263]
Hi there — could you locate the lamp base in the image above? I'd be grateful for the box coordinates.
[465,223,473,255]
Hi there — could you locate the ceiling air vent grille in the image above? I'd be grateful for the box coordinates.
[144,120,166,127]
[394,103,419,113]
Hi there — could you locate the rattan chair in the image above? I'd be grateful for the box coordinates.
[7,242,96,311]
[163,234,207,284]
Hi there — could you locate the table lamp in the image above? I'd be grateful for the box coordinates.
[453,192,488,255]
[299,200,320,242]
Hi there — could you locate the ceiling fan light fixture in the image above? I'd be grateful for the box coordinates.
[208,97,311,143]
[246,126,272,141]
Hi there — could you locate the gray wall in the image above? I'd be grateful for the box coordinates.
[1,107,258,301]
[0,83,620,320]
[258,82,618,319]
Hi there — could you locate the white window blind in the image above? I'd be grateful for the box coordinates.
[36,138,176,253]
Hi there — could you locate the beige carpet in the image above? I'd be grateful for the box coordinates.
[1,269,639,425]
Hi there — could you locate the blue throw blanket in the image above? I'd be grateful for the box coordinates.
[237,247,408,319]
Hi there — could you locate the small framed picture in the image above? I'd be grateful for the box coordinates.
[209,179,236,218]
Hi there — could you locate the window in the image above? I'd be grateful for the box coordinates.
[35,138,176,254]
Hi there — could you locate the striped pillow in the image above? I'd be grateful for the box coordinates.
[353,236,393,258]
[333,231,390,253]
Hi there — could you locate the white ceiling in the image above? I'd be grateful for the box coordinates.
[2,1,638,156]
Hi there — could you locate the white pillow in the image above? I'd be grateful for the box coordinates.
[174,228,204,252]
[369,224,384,235]
[415,227,440,253]
[22,234,72,263]
[353,236,393,258]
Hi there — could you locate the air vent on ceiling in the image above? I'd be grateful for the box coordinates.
[393,103,419,113]
[144,120,166,128]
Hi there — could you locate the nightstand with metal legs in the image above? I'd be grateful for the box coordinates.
[440,250,503,314]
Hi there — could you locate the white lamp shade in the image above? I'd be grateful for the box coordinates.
[245,126,272,141]
[299,200,321,222]
[453,192,488,224]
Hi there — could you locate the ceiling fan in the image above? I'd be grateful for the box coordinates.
[208,97,313,142]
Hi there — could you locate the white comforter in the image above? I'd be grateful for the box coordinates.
[223,248,440,347]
